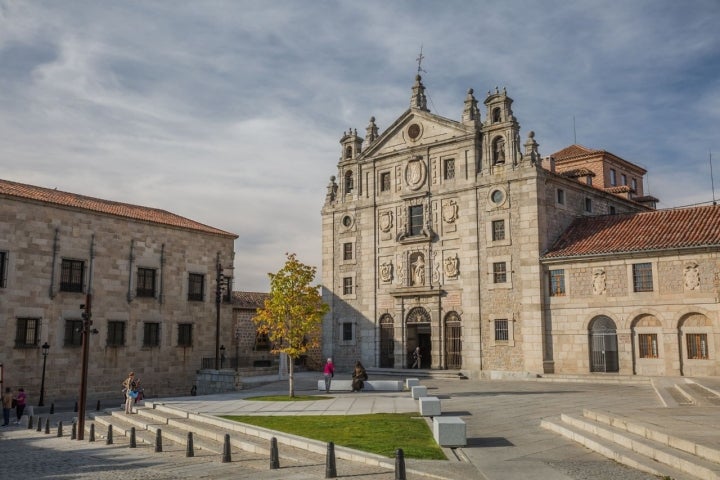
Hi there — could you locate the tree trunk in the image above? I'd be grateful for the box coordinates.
[288,355,295,398]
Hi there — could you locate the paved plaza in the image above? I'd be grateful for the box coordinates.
[2,372,718,479]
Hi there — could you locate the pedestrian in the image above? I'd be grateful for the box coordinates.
[322,358,334,393]
[15,388,26,424]
[411,346,421,369]
[122,372,137,414]
[351,361,368,392]
[1,387,13,426]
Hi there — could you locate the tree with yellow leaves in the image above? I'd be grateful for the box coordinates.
[253,253,329,397]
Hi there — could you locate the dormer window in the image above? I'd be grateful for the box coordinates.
[492,107,501,123]
[344,171,354,194]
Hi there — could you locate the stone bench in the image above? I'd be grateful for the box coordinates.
[316,379,404,392]
[418,396,441,417]
[411,385,427,399]
[433,416,466,447]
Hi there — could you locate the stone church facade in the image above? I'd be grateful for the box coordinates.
[321,75,720,378]
[0,179,237,400]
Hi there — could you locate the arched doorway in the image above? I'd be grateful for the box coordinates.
[406,307,431,368]
[444,312,462,369]
[379,314,395,368]
[589,316,619,372]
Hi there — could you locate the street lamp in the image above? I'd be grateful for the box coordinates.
[214,252,233,370]
[220,345,226,369]
[38,342,50,407]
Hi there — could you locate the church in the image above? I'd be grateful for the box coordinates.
[321,75,720,378]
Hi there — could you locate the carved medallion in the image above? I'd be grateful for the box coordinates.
[379,261,393,283]
[405,157,427,191]
[442,199,459,224]
[444,254,459,279]
[379,210,393,233]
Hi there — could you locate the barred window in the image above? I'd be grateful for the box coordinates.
[342,322,353,341]
[343,242,353,261]
[64,319,83,347]
[188,273,204,301]
[107,321,126,347]
[638,334,658,358]
[15,318,39,347]
[343,277,353,295]
[492,220,505,241]
[549,269,565,296]
[632,263,653,292]
[60,259,84,292]
[444,158,455,180]
[137,268,156,297]
[178,323,193,347]
[409,205,424,236]
[494,319,509,342]
[687,333,708,360]
[493,262,507,283]
[143,322,160,347]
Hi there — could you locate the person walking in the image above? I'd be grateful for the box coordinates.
[1,387,13,426]
[351,361,368,392]
[411,346,422,369]
[322,358,334,393]
[15,388,26,424]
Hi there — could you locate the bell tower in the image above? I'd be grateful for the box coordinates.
[481,87,521,172]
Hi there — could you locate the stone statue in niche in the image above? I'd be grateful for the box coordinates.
[379,261,393,283]
[684,263,700,291]
[444,254,459,279]
[411,253,426,286]
[592,268,606,295]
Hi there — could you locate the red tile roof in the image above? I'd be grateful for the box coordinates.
[0,178,237,238]
[543,204,720,258]
[552,144,604,161]
[231,291,269,309]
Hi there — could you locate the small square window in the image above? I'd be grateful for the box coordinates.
[343,277,353,295]
[492,220,505,241]
[494,319,509,342]
[343,242,353,261]
[178,323,193,347]
[638,334,658,358]
[444,158,455,180]
[60,259,84,292]
[143,322,160,347]
[493,262,507,283]
[137,268,156,297]
[64,319,83,347]
[188,273,204,301]
[549,269,565,296]
[342,322,353,341]
[380,172,391,192]
[632,263,653,292]
[556,189,565,205]
[107,321,126,347]
[15,318,39,347]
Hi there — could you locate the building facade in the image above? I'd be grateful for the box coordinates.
[321,76,720,377]
[0,179,238,400]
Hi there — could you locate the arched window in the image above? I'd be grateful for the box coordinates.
[344,171,354,193]
[492,107,502,123]
[492,136,506,165]
[379,314,395,368]
[444,312,462,369]
[345,146,353,159]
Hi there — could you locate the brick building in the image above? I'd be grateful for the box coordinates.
[321,76,720,377]
[0,178,237,400]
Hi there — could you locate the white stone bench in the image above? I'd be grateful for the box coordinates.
[316,379,404,392]
[433,416,466,447]
[411,385,427,399]
[418,396,441,417]
[405,378,420,389]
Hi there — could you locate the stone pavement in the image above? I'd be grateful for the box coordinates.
[1,372,719,479]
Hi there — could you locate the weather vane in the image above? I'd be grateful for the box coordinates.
[416,45,426,75]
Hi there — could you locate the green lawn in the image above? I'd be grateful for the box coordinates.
[222,412,446,460]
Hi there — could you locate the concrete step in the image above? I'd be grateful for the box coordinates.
[536,374,652,385]
[541,416,691,479]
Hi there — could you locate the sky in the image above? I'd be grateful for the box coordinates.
[1,0,719,292]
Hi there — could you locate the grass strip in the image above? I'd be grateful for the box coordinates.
[222,412,446,460]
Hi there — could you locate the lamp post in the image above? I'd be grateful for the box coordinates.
[235,328,240,372]
[220,345,226,369]
[214,253,233,370]
[38,342,50,407]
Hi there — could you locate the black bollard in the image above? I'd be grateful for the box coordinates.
[96,400,101,411]
[89,423,95,442]
[44,417,50,434]
[50,403,54,414]
[221,433,231,463]
[186,432,194,457]
[27,415,34,430]
[155,429,163,452]
[269,437,280,470]
[395,448,406,480]
[71,422,77,440]
[325,441,337,478]
[36,417,42,432]
[129,427,137,448]
[57,421,63,437]
[106,424,113,445]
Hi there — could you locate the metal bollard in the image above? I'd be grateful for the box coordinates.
[27,415,34,430]
[129,427,137,448]
[106,424,113,445]
[155,429,163,452]
[186,432,194,457]
[57,421,63,437]
[269,437,280,470]
[221,433,231,463]
[36,417,42,432]
[44,417,50,434]
[325,441,337,478]
[96,400,101,411]
[50,403,55,415]
[89,423,95,442]
[395,448,406,480]
[71,422,77,440]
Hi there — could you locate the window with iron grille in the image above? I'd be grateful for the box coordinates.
[188,273,204,301]
[380,172,391,192]
[342,277,353,295]
[444,158,455,180]
[107,321,126,347]
[549,269,565,296]
[64,319,83,347]
[409,205,424,236]
[494,319,509,342]
[60,259,84,292]
[143,322,160,347]
[15,318,39,347]
[632,263,653,292]
[136,268,156,297]
[343,242,353,261]
[493,262,507,283]
[492,220,505,241]
[638,334,658,358]
[178,323,193,347]
[0,251,7,288]
[687,333,709,359]
[342,322,353,341]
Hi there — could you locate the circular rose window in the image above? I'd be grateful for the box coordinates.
[407,123,421,140]
[490,189,505,205]
[342,215,352,227]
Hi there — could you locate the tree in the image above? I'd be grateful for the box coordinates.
[253,253,329,397]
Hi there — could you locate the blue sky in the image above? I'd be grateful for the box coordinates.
[1,0,719,291]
